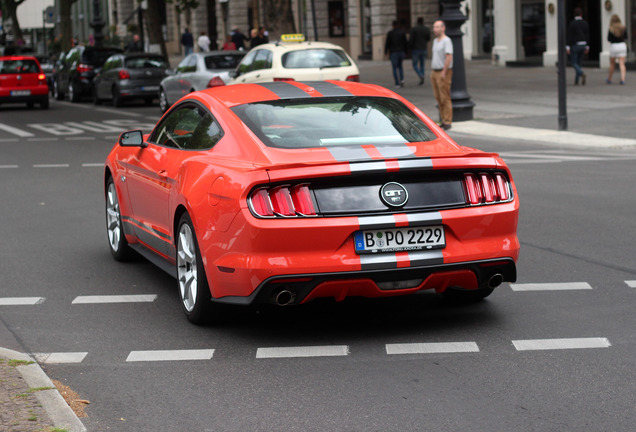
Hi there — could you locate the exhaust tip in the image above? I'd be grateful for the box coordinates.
[274,289,296,306]
[488,274,504,289]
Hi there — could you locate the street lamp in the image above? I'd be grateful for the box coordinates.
[90,0,106,47]
[440,0,474,122]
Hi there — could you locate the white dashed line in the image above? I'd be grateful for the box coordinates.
[386,342,480,355]
[33,352,88,364]
[625,281,636,288]
[126,349,215,362]
[0,297,45,305]
[0,165,19,169]
[81,163,104,167]
[510,282,593,291]
[0,139,19,142]
[27,137,59,142]
[72,294,157,304]
[65,136,95,141]
[32,164,70,168]
[256,345,349,359]
[512,337,611,351]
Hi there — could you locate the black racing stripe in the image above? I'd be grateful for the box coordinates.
[360,253,398,270]
[407,250,445,267]
[398,158,433,170]
[257,82,312,99]
[300,81,353,97]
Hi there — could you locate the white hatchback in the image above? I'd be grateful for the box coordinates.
[229,38,359,84]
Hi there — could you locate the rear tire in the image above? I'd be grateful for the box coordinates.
[112,87,122,107]
[53,80,64,100]
[93,88,102,105]
[69,81,81,102]
[40,98,49,109]
[176,213,221,325]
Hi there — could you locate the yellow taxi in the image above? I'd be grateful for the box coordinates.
[229,34,359,84]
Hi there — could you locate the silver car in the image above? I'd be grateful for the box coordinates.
[159,51,245,113]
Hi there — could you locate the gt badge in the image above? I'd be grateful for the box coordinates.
[380,182,408,207]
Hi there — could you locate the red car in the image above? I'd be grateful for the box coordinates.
[104,81,519,324]
[0,56,49,109]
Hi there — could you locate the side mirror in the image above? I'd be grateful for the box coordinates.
[118,130,146,147]
[229,70,238,79]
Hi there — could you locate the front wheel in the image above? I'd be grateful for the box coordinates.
[159,88,170,113]
[176,213,218,325]
[69,81,81,102]
[105,177,133,261]
[53,80,64,100]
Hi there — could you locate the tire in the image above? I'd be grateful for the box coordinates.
[69,81,80,102]
[40,98,49,109]
[53,80,64,100]
[159,88,170,113]
[26,102,34,109]
[93,87,102,105]
[441,286,494,304]
[144,97,154,106]
[176,213,219,325]
[112,87,122,107]
[105,177,134,261]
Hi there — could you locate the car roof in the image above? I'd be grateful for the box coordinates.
[251,41,348,53]
[197,81,398,108]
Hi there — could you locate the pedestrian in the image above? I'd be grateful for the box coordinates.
[223,34,236,51]
[606,14,627,85]
[198,31,211,52]
[410,17,431,86]
[231,28,248,50]
[181,28,194,55]
[430,19,453,130]
[126,34,143,52]
[384,20,407,88]
[566,7,589,86]
[258,27,269,44]
[250,28,266,49]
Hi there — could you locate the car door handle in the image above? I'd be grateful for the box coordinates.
[157,169,167,177]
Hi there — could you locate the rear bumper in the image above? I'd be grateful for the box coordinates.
[0,93,48,104]
[213,258,516,306]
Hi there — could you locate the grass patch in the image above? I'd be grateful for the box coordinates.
[8,359,35,367]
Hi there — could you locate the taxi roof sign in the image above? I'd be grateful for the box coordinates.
[280,34,306,42]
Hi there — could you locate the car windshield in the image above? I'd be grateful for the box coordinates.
[232,97,437,149]
[0,59,40,74]
[282,49,351,69]
[125,56,169,69]
[204,54,244,70]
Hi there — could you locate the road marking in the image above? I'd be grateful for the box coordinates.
[256,345,349,359]
[126,349,214,362]
[512,337,611,351]
[510,282,593,291]
[32,164,70,168]
[0,138,20,142]
[626,281,636,288]
[27,137,59,142]
[0,122,34,137]
[82,163,104,167]
[386,342,479,355]
[95,107,143,117]
[72,294,158,304]
[65,136,95,141]
[0,165,19,169]
[0,297,45,305]
[33,352,88,364]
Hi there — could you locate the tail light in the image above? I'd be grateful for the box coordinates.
[346,75,360,82]
[118,69,131,80]
[38,73,47,82]
[207,76,225,87]
[273,78,295,82]
[77,64,93,73]
[249,184,317,218]
[464,172,511,205]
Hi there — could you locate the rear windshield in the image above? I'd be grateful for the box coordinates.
[125,56,169,69]
[282,49,351,69]
[232,97,437,149]
[0,59,40,74]
[204,54,244,70]
[84,49,123,66]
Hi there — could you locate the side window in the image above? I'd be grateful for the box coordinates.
[237,50,257,74]
[253,49,272,71]
[177,55,197,73]
[149,104,223,150]
[103,58,114,71]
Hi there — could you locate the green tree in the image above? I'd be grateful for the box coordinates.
[262,0,296,38]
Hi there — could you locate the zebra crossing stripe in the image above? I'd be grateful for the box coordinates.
[510,282,593,291]
[256,345,349,359]
[72,295,157,304]
[512,338,611,351]
[386,342,479,355]
[126,349,215,362]
[0,297,45,305]
[33,352,88,364]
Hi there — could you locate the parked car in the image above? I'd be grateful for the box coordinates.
[52,45,123,102]
[229,35,360,84]
[93,53,170,106]
[104,80,519,324]
[158,51,244,113]
[0,55,49,109]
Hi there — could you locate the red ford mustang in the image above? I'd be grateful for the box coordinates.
[104,81,519,324]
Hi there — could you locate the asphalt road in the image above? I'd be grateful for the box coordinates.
[1,99,636,431]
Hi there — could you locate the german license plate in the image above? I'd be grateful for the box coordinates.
[354,226,445,254]
[11,90,31,96]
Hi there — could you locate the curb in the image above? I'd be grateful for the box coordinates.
[0,347,87,432]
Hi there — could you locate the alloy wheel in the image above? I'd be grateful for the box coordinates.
[106,182,122,252]
[177,223,198,312]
